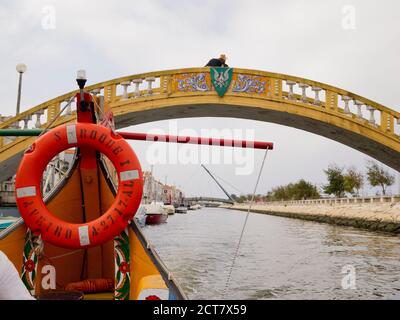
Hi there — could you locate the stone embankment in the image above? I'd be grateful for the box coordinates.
[222,198,400,234]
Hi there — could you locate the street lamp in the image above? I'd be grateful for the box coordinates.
[16,63,27,116]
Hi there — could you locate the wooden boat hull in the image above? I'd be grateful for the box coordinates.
[145,214,168,225]
[0,153,186,300]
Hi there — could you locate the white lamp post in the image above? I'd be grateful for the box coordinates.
[16,63,27,116]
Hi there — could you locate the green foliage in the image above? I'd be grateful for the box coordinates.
[293,179,321,199]
[233,161,394,202]
[236,194,265,203]
[323,164,345,198]
[344,167,364,196]
[269,179,320,201]
[366,161,395,195]
[270,185,289,200]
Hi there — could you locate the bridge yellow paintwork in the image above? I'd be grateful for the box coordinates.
[1,67,400,180]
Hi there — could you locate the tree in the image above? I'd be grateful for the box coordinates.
[265,191,273,201]
[290,179,320,200]
[269,179,320,200]
[323,164,345,198]
[271,185,290,200]
[344,167,364,196]
[366,161,395,195]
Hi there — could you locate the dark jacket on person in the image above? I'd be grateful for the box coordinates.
[205,58,229,67]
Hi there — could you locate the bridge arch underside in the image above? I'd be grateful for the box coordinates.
[1,100,400,182]
[114,102,400,173]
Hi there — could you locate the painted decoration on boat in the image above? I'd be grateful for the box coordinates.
[114,228,130,300]
[21,230,41,295]
[232,74,269,94]
[175,73,210,92]
[99,109,116,131]
[210,67,233,97]
[138,288,170,300]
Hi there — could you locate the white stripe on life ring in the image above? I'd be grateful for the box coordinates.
[78,225,90,246]
[16,186,36,198]
[66,125,77,144]
[120,170,139,182]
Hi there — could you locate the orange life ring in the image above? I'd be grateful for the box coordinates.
[15,123,143,249]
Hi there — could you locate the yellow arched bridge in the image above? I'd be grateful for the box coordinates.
[1,67,400,181]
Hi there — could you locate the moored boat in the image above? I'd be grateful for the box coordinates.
[189,204,201,210]
[144,203,168,225]
[163,204,175,215]
[176,206,188,214]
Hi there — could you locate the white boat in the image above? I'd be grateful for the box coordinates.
[143,203,168,225]
[163,205,175,215]
[175,206,188,214]
[189,204,201,210]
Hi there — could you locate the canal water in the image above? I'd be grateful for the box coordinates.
[142,207,400,300]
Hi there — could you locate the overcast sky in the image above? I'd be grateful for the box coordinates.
[1,0,400,198]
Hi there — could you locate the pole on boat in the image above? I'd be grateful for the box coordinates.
[0,129,42,136]
[119,132,274,150]
[0,129,273,150]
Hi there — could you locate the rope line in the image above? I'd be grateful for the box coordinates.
[208,170,245,195]
[222,147,269,298]
[37,96,75,138]
[91,95,116,133]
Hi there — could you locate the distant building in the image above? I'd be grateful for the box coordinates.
[143,171,163,204]
[161,184,183,205]
[0,177,16,205]
[143,171,184,205]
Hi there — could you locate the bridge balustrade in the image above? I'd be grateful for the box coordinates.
[1,68,399,150]
[260,195,400,206]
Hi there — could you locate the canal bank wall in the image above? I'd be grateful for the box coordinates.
[221,202,400,234]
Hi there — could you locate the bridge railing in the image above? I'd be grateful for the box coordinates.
[1,68,399,152]
[277,75,398,137]
[252,195,400,206]
[184,197,233,204]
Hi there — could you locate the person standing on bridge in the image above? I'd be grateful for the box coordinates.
[205,54,229,67]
